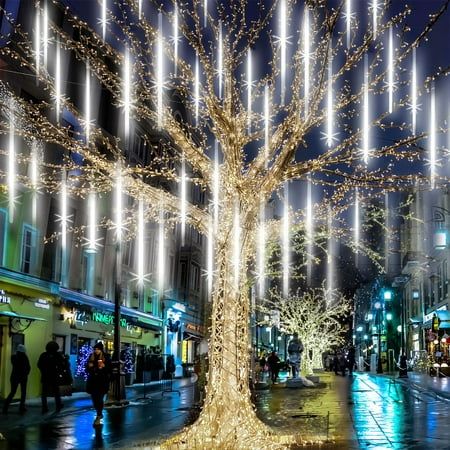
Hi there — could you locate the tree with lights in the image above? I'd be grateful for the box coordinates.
[0,0,449,447]
[263,287,351,376]
[76,344,92,381]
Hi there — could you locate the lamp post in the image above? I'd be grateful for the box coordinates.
[374,301,383,374]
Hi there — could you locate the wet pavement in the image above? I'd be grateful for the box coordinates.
[1,372,450,449]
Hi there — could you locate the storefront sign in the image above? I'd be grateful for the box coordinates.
[185,323,201,333]
[0,290,11,304]
[34,299,50,310]
[92,311,128,328]
[423,305,448,324]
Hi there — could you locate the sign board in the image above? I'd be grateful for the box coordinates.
[0,290,11,304]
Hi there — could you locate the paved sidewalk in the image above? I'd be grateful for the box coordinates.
[0,377,195,433]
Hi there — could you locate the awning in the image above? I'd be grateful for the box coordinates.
[183,331,203,341]
[0,310,47,322]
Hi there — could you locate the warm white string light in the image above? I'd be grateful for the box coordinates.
[213,140,220,232]
[429,85,436,189]
[180,153,187,246]
[247,49,252,133]
[233,202,241,289]
[85,63,91,143]
[282,182,290,297]
[124,49,131,137]
[279,0,287,106]
[387,26,394,114]
[137,198,145,285]
[157,13,164,129]
[303,7,310,117]
[362,55,370,165]
[218,21,223,99]
[8,101,15,223]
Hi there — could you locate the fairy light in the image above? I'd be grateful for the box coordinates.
[429,85,436,189]
[101,0,107,40]
[372,0,378,39]
[233,202,241,289]
[218,21,223,99]
[115,166,123,243]
[264,84,270,162]
[43,4,48,67]
[124,49,131,137]
[137,198,145,285]
[157,13,164,129]
[354,188,360,258]
[55,38,61,122]
[34,6,40,77]
[60,172,68,282]
[306,176,313,285]
[247,49,252,133]
[384,192,389,273]
[279,0,287,106]
[410,47,419,134]
[362,55,370,164]
[173,3,179,76]
[387,26,394,114]
[158,208,165,292]
[180,153,187,246]
[87,191,97,253]
[85,64,91,143]
[346,0,352,49]
[195,53,200,125]
[257,201,265,298]
[303,7,310,117]
[30,140,39,224]
[282,182,290,297]
[8,100,15,223]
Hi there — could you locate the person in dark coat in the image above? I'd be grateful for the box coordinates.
[86,342,111,426]
[347,346,356,376]
[267,351,281,383]
[37,341,65,414]
[2,344,31,414]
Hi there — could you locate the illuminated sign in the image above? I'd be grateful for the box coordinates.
[0,290,11,304]
[34,299,50,309]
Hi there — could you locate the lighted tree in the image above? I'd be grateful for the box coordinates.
[0,0,449,447]
[263,287,351,375]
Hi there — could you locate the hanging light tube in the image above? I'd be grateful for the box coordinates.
[35,6,40,78]
[8,101,15,223]
[282,183,290,297]
[85,64,91,143]
[137,198,145,285]
[124,49,131,137]
[388,27,394,114]
[218,21,223,99]
[303,7,310,117]
[180,153,187,246]
[195,53,200,125]
[363,56,370,165]
[158,208,165,293]
[258,201,266,298]
[247,49,252,133]
[173,3,179,76]
[87,191,97,253]
[157,13,164,129]
[279,0,287,106]
[429,85,436,189]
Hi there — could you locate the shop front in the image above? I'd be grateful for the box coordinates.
[56,288,163,389]
[0,268,58,399]
[423,307,450,376]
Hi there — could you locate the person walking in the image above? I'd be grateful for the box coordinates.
[347,346,356,376]
[267,351,281,383]
[287,333,304,378]
[2,344,30,414]
[86,342,111,426]
[38,341,65,414]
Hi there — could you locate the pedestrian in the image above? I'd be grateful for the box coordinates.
[86,342,111,426]
[37,341,65,414]
[258,353,267,381]
[398,354,408,378]
[333,353,339,375]
[347,346,356,376]
[2,344,30,414]
[287,332,304,378]
[267,351,281,383]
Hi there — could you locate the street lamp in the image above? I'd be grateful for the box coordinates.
[374,301,383,374]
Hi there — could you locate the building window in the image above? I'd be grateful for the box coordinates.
[122,240,134,267]
[191,263,200,292]
[0,209,6,265]
[180,260,188,291]
[21,225,36,274]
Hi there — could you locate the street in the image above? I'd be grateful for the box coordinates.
[1,373,450,449]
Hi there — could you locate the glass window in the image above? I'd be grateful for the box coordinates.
[191,263,200,291]
[21,226,36,274]
[0,209,6,265]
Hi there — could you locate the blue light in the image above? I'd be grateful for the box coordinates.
[434,230,447,250]
[383,290,392,301]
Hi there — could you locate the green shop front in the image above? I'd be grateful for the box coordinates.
[55,288,163,389]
